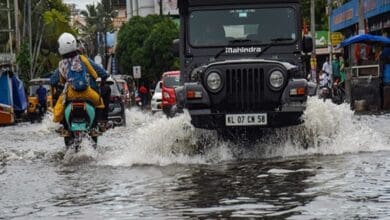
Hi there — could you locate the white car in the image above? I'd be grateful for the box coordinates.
[151,81,162,113]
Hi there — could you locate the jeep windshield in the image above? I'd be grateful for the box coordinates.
[189,7,297,47]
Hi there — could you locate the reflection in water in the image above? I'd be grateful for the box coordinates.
[173,159,317,218]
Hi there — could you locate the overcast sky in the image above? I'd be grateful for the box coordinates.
[63,0,100,10]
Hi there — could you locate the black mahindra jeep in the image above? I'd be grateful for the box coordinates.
[174,0,314,129]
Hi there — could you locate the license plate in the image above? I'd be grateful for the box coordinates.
[225,113,267,126]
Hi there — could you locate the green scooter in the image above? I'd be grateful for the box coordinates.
[63,101,98,152]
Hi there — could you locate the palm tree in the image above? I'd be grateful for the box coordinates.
[80,1,117,62]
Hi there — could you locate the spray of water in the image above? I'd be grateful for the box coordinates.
[1,99,389,166]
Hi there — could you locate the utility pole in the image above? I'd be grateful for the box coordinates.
[310,0,317,82]
[328,0,333,68]
[6,0,13,55]
[28,0,33,79]
[358,0,365,34]
[14,0,20,54]
[159,0,163,16]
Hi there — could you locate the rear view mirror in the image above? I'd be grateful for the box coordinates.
[172,39,180,57]
[302,36,313,53]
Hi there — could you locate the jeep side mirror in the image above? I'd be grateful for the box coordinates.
[172,39,180,57]
[302,36,313,53]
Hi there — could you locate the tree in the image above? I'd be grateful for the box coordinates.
[144,18,179,79]
[116,15,179,81]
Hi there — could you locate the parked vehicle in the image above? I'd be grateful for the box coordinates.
[1,64,27,125]
[108,78,126,126]
[63,101,98,152]
[0,103,14,126]
[115,78,131,108]
[27,78,53,121]
[151,81,163,113]
[97,77,126,126]
[161,71,181,117]
[174,0,315,132]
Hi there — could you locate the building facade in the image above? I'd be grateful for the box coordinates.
[126,0,178,18]
[331,0,390,37]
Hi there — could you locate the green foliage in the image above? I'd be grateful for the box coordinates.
[116,15,179,81]
[301,0,329,31]
[16,43,31,83]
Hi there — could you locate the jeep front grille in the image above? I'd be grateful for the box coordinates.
[225,68,265,111]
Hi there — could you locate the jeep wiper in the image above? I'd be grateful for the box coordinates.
[256,37,293,57]
[228,39,253,44]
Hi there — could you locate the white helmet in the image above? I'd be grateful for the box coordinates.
[58,32,77,55]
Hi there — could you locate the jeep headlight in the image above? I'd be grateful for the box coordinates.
[269,69,284,89]
[206,72,222,92]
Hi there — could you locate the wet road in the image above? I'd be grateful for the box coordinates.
[1,98,390,219]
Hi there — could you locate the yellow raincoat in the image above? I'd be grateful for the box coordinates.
[53,55,104,122]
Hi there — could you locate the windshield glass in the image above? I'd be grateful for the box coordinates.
[110,83,122,96]
[155,81,162,92]
[163,76,180,88]
[189,8,297,47]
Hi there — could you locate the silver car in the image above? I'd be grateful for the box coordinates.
[151,81,162,113]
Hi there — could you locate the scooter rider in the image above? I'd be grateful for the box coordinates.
[51,32,108,135]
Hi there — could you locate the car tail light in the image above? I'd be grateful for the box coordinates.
[110,96,120,102]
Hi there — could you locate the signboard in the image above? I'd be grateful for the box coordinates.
[133,66,141,79]
[315,31,329,48]
[331,32,344,46]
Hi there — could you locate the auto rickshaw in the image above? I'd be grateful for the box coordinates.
[27,78,53,121]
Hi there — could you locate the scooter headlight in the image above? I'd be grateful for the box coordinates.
[206,71,222,92]
[269,69,285,90]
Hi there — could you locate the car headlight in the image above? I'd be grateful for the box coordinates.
[269,69,285,89]
[206,72,222,92]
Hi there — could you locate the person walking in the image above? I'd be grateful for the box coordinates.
[332,55,341,84]
[99,77,112,130]
[139,83,148,110]
[36,81,47,117]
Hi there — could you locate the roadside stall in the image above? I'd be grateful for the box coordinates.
[339,34,390,112]
[0,64,15,125]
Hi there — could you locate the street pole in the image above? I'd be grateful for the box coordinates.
[6,0,13,55]
[14,0,20,54]
[28,0,33,79]
[159,0,163,16]
[328,0,333,70]
[358,0,365,34]
[310,0,317,82]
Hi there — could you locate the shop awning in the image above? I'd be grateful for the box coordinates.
[338,34,390,48]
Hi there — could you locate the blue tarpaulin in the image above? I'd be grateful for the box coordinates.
[0,71,13,106]
[11,75,27,112]
[338,34,390,48]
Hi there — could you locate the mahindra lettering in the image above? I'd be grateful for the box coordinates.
[175,0,314,130]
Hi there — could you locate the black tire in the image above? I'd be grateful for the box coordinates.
[64,136,73,149]
[91,136,98,149]
[122,111,126,127]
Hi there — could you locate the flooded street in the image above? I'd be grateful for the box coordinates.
[1,98,390,219]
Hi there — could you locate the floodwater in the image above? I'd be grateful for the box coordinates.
[1,98,390,219]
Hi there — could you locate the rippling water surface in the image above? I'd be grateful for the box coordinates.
[1,98,390,219]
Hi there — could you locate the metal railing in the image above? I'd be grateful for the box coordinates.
[346,64,380,79]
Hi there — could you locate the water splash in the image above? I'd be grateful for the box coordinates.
[1,99,390,166]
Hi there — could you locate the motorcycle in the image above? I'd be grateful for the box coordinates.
[63,101,99,152]
[318,85,332,101]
